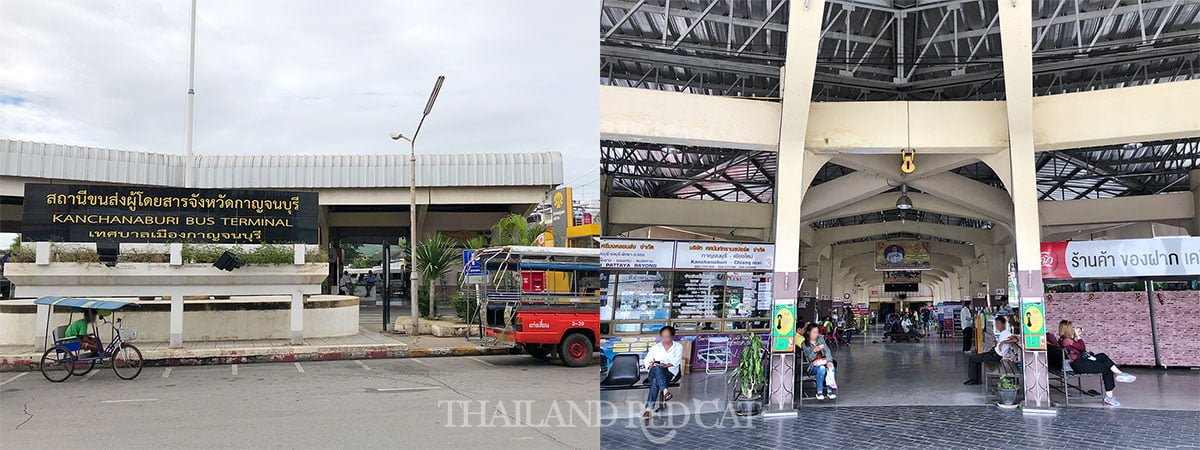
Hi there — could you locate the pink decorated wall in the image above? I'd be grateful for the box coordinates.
[1044,292,1156,366]
[1152,291,1200,368]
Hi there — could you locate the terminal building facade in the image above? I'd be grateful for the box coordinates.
[598,0,1200,413]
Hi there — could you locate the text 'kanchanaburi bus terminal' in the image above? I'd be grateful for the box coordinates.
[0,139,601,370]
[596,0,1200,434]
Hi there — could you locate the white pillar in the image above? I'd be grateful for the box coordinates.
[997,0,1051,413]
[35,241,50,265]
[169,290,184,348]
[290,292,304,344]
[169,243,183,266]
[1190,169,1200,236]
[34,304,51,351]
[767,0,826,417]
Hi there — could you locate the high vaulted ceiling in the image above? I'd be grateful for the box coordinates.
[601,0,1200,100]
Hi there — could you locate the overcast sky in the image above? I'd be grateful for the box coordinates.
[0,0,600,202]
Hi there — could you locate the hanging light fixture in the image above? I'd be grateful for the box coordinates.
[896,184,914,210]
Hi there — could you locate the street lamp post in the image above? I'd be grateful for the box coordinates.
[391,75,445,335]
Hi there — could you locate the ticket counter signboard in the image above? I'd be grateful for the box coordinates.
[601,238,776,370]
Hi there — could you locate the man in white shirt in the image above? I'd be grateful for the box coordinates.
[960,306,974,353]
[964,316,1019,385]
[641,326,682,419]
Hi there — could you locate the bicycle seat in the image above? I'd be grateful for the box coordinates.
[51,325,76,343]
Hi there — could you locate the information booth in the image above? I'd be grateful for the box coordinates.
[599,239,775,372]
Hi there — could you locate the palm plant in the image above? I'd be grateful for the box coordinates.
[490,214,547,247]
[729,333,766,400]
[412,234,459,318]
[462,236,489,250]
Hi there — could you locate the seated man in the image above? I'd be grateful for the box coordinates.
[964,316,1018,385]
[64,309,100,356]
[641,326,682,419]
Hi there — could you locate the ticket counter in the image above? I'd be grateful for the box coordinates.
[600,239,775,371]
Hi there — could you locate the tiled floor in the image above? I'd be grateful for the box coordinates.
[601,326,1200,420]
[603,405,1200,449]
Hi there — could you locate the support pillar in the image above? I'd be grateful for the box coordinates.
[818,255,834,300]
[34,304,50,351]
[767,0,825,417]
[291,243,306,344]
[1190,169,1200,236]
[169,290,184,348]
[997,0,1052,414]
[290,292,304,345]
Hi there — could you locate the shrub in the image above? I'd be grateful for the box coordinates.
[182,244,328,264]
[418,287,435,320]
[452,292,477,323]
[4,239,327,265]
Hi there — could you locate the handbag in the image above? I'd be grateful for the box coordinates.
[825,366,837,390]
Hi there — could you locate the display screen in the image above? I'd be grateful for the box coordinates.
[884,283,919,292]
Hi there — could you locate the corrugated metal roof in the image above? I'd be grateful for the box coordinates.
[0,139,563,188]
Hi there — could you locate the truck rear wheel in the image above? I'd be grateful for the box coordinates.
[558,333,592,368]
[525,344,552,361]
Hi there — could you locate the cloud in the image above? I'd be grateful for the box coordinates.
[0,0,599,199]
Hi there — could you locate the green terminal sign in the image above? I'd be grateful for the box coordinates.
[1022,303,1046,350]
[771,303,796,353]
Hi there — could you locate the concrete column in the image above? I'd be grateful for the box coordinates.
[169,243,183,266]
[169,290,184,348]
[818,255,834,299]
[34,304,50,351]
[767,0,826,417]
[290,292,304,345]
[800,247,821,293]
[1190,169,1200,236]
[997,0,1051,413]
[35,241,50,265]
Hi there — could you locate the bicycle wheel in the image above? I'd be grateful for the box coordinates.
[110,344,143,380]
[40,345,77,382]
[71,358,97,377]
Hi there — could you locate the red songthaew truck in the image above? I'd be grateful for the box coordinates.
[467,246,599,367]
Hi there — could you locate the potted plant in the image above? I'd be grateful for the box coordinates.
[728,333,767,416]
[997,374,1019,406]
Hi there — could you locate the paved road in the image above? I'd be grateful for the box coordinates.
[1,355,598,449]
[604,405,1198,449]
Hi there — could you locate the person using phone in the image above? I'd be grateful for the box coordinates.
[801,323,838,400]
[641,326,682,419]
[1058,320,1136,407]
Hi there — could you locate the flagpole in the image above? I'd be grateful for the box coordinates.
[184,0,197,188]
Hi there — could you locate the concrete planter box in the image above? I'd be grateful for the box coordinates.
[2,262,336,347]
[4,262,327,295]
[0,295,358,346]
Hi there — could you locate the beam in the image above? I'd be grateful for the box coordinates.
[1038,192,1193,227]
[600,86,781,151]
[600,79,1200,154]
[606,197,774,230]
[1033,79,1200,151]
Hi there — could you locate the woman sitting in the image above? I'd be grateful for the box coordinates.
[800,324,838,400]
[1057,320,1136,407]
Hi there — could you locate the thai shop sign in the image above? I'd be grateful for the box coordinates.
[674,242,775,271]
[1041,237,1200,279]
[600,239,675,269]
[22,183,319,244]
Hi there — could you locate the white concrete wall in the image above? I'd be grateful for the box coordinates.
[0,296,358,346]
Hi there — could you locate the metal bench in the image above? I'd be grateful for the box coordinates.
[1048,344,1102,404]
